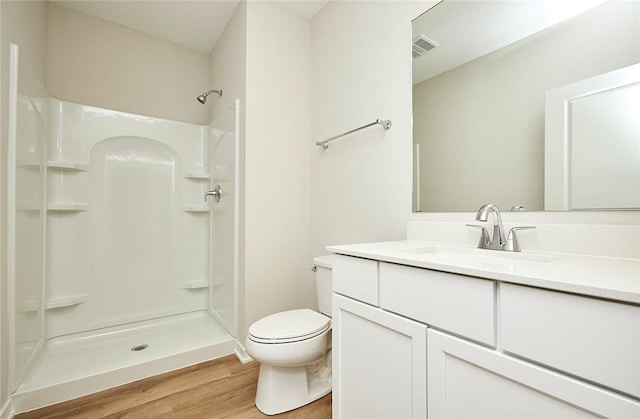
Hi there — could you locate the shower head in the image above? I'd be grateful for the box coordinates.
[196,89,223,104]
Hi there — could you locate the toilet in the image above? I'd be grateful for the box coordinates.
[246,255,333,415]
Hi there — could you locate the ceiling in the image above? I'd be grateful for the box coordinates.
[51,0,330,54]
[412,0,610,84]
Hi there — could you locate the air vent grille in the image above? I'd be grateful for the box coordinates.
[412,35,438,58]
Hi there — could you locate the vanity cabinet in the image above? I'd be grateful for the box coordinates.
[332,254,640,419]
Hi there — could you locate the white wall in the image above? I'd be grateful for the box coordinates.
[310,1,639,260]
[243,1,313,341]
[46,4,211,125]
[0,0,48,411]
[311,1,432,257]
[210,2,246,121]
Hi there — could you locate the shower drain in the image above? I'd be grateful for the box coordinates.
[130,344,149,352]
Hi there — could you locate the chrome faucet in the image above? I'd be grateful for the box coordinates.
[467,203,536,252]
[204,184,223,203]
[469,203,506,250]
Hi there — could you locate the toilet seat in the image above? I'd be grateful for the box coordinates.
[248,309,331,344]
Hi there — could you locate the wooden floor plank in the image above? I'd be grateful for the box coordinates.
[16,355,331,418]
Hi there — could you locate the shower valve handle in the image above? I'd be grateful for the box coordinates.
[204,185,223,203]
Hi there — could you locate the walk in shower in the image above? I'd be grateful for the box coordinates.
[7,44,239,412]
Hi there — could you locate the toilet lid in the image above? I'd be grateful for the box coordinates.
[248,309,331,343]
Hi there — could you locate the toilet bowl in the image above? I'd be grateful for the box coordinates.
[246,256,333,415]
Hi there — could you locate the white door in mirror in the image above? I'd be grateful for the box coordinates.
[545,62,640,210]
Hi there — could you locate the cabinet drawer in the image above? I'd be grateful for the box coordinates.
[332,255,379,306]
[380,262,495,346]
[500,283,640,398]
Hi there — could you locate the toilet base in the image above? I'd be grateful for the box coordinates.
[254,359,332,415]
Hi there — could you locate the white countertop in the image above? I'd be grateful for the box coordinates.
[326,241,640,304]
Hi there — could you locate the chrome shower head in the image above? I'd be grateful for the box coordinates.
[196,89,223,104]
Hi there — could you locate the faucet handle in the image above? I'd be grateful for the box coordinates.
[204,184,224,203]
[466,223,491,247]
[505,226,536,252]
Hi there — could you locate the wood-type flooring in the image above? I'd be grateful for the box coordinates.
[16,355,331,418]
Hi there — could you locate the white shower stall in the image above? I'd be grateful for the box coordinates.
[8,44,239,412]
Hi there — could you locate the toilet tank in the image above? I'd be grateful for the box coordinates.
[313,255,334,317]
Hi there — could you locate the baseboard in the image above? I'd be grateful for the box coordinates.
[0,398,15,419]
[234,341,252,364]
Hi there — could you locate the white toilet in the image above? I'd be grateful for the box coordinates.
[246,255,333,415]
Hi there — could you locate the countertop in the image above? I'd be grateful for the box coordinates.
[326,241,640,304]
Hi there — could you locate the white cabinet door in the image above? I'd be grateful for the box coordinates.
[333,294,427,419]
[428,329,640,419]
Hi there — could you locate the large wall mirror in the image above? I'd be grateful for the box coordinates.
[412,0,640,212]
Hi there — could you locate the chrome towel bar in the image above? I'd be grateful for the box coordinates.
[316,118,392,149]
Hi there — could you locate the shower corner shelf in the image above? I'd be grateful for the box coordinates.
[17,299,39,313]
[211,276,228,287]
[46,294,88,310]
[17,202,41,211]
[183,172,210,180]
[48,203,89,212]
[181,280,209,289]
[17,159,42,168]
[48,161,89,171]
[182,206,209,213]
[183,205,229,213]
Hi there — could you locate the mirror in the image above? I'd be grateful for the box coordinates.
[412,0,640,212]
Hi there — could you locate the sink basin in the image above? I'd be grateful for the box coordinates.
[398,246,560,268]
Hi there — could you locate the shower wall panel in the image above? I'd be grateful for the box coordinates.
[91,137,178,324]
[209,103,238,336]
[46,99,212,338]
[12,81,47,390]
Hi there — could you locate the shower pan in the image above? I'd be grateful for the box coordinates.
[7,49,240,413]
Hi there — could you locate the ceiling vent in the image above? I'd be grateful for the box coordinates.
[412,35,438,58]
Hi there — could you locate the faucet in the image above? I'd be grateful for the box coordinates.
[470,203,506,250]
[204,184,223,203]
[467,203,536,252]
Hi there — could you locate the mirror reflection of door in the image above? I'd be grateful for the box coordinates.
[545,64,640,210]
